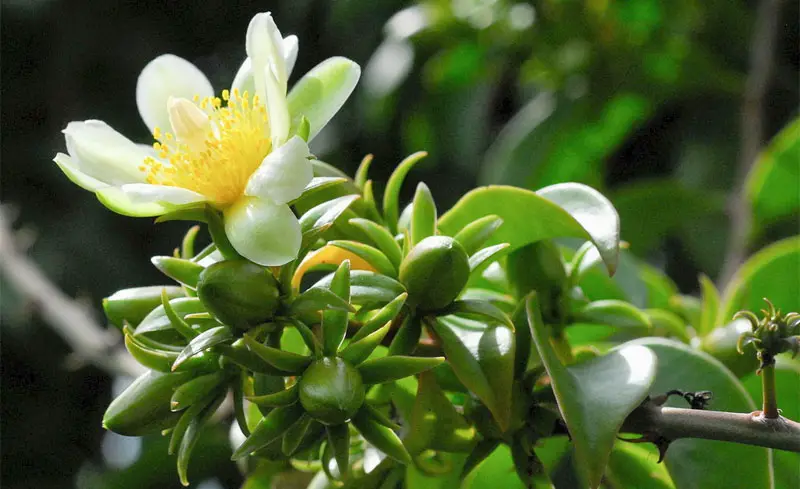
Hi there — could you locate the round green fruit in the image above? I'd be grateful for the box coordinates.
[196,260,281,329]
[298,357,365,425]
[399,236,470,310]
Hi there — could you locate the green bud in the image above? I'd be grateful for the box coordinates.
[103,370,193,435]
[700,320,759,377]
[299,357,365,425]
[399,236,470,310]
[104,286,183,329]
[196,260,281,328]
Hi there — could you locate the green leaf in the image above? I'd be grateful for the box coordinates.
[354,154,373,190]
[625,338,771,489]
[442,300,514,329]
[439,184,619,274]
[697,274,720,336]
[172,326,233,371]
[468,243,510,273]
[605,443,675,489]
[573,300,652,329]
[746,117,800,226]
[299,194,361,234]
[312,270,406,306]
[527,295,656,488]
[242,335,312,374]
[246,383,299,408]
[330,240,397,277]
[429,316,516,431]
[177,393,225,486]
[339,322,392,366]
[352,293,407,342]
[170,371,227,411]
[161,289,199,339]
[383,152,428,234]
[462,444,527,489]
[719,235,800,321]
[349,218,404,269]
[453,215,504,256]
[104,286,183,329]
[410,182,437,247]
[123,332,179,373]
[290,286,355,316]
[292,176,350,209]
[322,260,351,355]
[326,423,351,477]
[231,403,305,460]
[351,406,412,464]
[406,372,475,454]
[103,370,192,436]
[151,256,205,289]
[281,414,313,456]
[357,355,444,384]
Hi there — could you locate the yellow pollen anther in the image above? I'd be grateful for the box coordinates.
[141,93,272,204]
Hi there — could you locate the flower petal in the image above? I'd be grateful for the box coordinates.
[136,54,214,135]
[53,153,109,192]
[244,136,312,205]
[224,196,301,266]
[246,12,290,145]
[231,34,298,96]
[63,120,150,185]
[287,57,361,141]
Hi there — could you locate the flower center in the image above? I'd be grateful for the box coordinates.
[140,90,272,205]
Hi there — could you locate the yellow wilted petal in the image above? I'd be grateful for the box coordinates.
[292,244,377,292]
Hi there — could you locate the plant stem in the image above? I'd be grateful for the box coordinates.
[622,403,800,452]
[761,363,779,418]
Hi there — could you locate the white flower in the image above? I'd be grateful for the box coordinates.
[54,12,360,266]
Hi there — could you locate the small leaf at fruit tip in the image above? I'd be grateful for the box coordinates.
[383,151,428,234]
[355,154,374,190]
[453,214,504,255]
[410,182,437,247]
[151,256,205,289]
[357,355,445,384]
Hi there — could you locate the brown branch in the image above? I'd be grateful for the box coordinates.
[719,0,785,287]
[0,206,144,377]
[622,403,800,453]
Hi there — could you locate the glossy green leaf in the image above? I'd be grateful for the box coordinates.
[151,256,205,289]
[124,333,179,373]
[351,405,412,464]
[719,235,800,321]
[352,293,407,342]
[698,274,720,336]
[231,403,305,460]
[349,218,404,269]
[312,270,406,306]
[453,215,504,256]
[281,413,313,456]
[339,321,392,366]
[573,300,652,329]
[410,182,437,247]
[290,286,355,316]
[439,184,619,274]
[242,335,312,374]
[461,444,528,489]
[177,393,225,486]
[172,326,233,371]
[605,442,675,489]
[429,316,515,431]
[322,260,351,355]
[357,355,444,384]
[746,117,800,225]
[246,383,299,408]
[326,423,351,477]
[625,337,772,489]
[170,371,227,411]
[406,372,475,454]
[329,240,397,277]
[292,176,350,209]
[104,286,183,329]
[442,300,514,329]
[383,151,428,234]
[161,289,199,339]
[300,194,361,234]
[528,295,656,488]
[354,154,373,190]
[103,370,192,436]
[468,243,510,273]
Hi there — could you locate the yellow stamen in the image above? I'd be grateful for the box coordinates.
[141,89,272,205]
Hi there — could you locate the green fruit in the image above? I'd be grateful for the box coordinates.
[103,370,193,435]
[298,357,365,425]
[196,260,281,328]
[399,236,470,310]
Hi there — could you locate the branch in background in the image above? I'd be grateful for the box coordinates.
[621,402,800,455]
[0,206,144,377]
[719,0,785,287]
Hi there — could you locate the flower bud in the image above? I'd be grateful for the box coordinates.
[196,260,281,328]
[103,370,193,435]
[398,236,470,311]
[700,319,759,377]
[299,357,365,425]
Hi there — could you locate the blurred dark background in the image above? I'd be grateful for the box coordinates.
[1,1,797,488]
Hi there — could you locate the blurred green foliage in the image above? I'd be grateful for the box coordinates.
[1,0,797,488]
